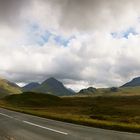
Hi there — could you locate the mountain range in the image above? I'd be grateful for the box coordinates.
[78,77,140,95]
[22,77,74,96]
[0,76,140,98]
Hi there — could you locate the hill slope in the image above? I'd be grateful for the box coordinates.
[0,78,21,98]
[4,92,61,107]
[121,77,140,87]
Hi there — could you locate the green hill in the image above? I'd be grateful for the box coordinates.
[0,78,21,98]
[4,92,62,107]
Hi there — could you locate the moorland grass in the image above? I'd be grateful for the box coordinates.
[1,92,140,133]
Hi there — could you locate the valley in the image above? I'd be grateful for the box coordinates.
[1,92,140,133]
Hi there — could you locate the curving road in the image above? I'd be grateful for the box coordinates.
[0,108,140,140]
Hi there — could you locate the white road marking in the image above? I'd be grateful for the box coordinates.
[0,112,68,135]
[0,113,13,119]
[23,120,68,135]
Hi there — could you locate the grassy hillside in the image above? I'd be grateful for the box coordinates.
[4,92,61,107]
[0,79,21,98]
[119,86,140,94]
[1,92,140,133]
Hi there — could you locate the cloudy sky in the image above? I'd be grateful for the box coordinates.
[0,0,140,91]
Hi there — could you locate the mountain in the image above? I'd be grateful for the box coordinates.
[78,87,97,94]
[27,77,74,96]
[121,77,140,87]
[22,82,40,92]
[0,78,21,98]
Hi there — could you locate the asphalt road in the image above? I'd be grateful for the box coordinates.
[0,108,140,140]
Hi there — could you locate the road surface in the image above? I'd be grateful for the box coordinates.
[0,108,140,140]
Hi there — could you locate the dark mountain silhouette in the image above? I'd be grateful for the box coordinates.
[22,82,40,91]
[22,77,74,96]
[121,77,140,87]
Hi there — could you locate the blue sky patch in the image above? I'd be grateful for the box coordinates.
[111,27,138,39]
[27,23,75,47]
[54,35,75,47]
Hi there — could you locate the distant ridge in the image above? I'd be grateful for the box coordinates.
[78,87,97,94]
[121,77,140,87]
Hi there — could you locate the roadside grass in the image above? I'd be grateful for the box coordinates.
[1,92,140,133]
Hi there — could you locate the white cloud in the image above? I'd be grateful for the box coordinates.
[0,0,140,90]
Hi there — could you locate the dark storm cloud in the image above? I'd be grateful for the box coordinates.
[41,0,140,31]
[0,0,30,25]
[1,0,139,29]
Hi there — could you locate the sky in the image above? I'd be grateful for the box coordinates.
[0,0,140,91]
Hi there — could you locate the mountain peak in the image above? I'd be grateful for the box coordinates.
[43,77,58,81]
[34,77,74,96]
[42,77,62,85]
[47,77,57,81]
[22,77,75,96]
